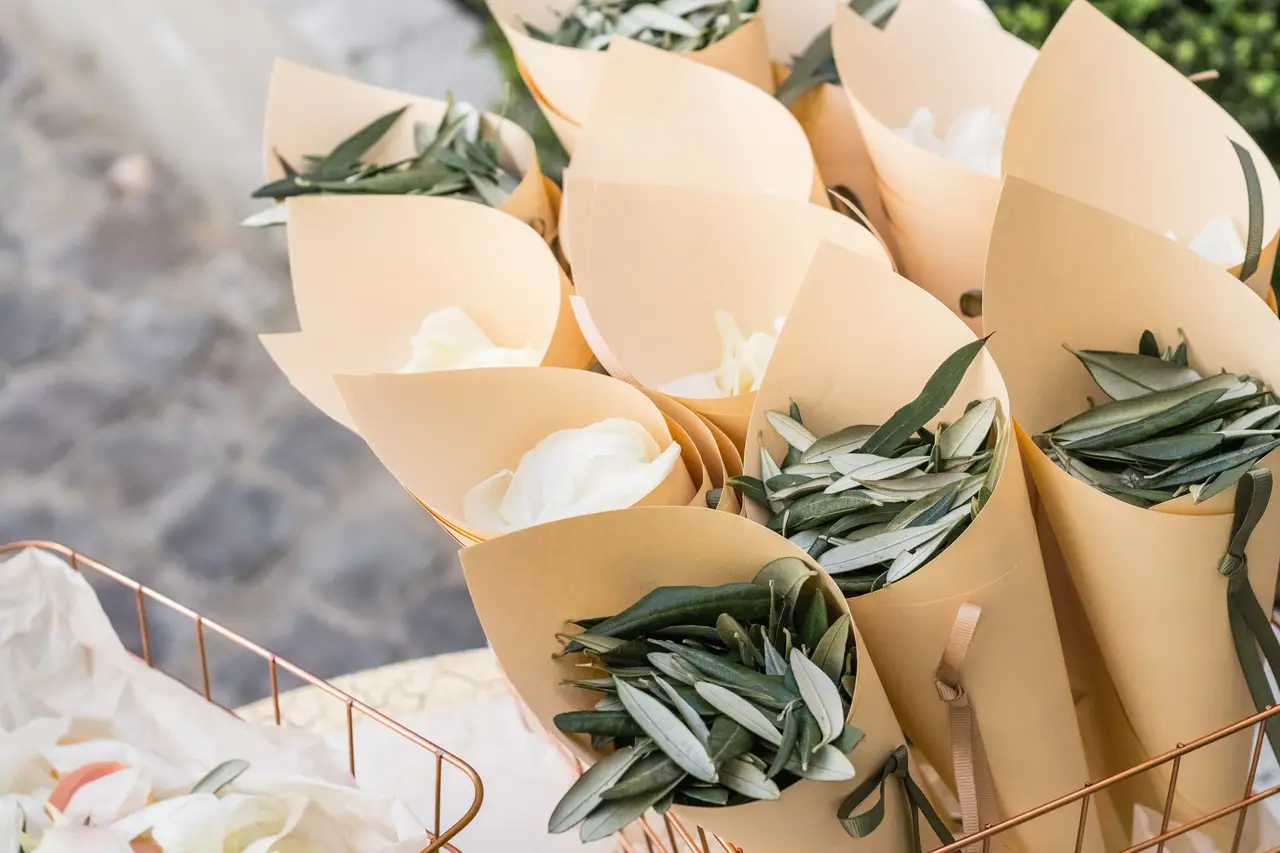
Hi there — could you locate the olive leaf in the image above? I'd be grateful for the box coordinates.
[1067,345,1202,401]
[812,615,851,684]
[802,425,877,463]
[555,710,647,738]
[790,648,846,746]
[579,775,686,843]
[784,744,857,781]
[694,682,784,745]
[583,584,772,641]
[191,759,250,795]
[549,743,650,833]
[600,752,685,801]
[820,507,969,574]
[616,678,718,783]
[752,557,815,610]
[650,675,712,748]
[707,717,756,766]
[937,398,998,459]
[720,757,782,800]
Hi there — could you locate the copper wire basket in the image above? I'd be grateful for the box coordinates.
[533,625,1280,853]
[0,540,484,853]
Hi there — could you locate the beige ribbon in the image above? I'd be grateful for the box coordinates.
[935,602,996,852]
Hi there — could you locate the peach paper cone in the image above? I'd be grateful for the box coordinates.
[983,178,1280,848]
[641,389,740,512]
[334,368,697,541]
[261,59,558,242]
[485,0,774,131]
[260,194,590,432]
[741,241,1101,853]
[1002,1,1280,300]
[458,506,937,853]
[831,0,1036,332]
[564,180,890,449]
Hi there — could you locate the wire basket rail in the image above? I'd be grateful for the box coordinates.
[0,540,484,853]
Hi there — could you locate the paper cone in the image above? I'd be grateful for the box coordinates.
[486,0,774,129]
[740,241,1101,853]
[260,194,591,432]
[458,505,931,852]
[262,59,557,242]
[514,56,583,154]
[984,177,1280,846]
[564,180,890,448]
[334,368,697,540]
[661,411,712,510]
[557,37,821,264]
[641,390,734,509]
[1002,1,1280,300]
[831,0,1036,332]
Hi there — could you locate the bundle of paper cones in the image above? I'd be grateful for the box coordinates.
[250,1,1280,849]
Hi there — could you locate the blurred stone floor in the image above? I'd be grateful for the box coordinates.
[0,2,503,706]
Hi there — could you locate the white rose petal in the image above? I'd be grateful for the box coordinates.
[32,826,133,853]
[1,800,21,853]
[397,306,541,374]
[62,766,150,827]
[147,794,227,853]
[463,419,682,534]
[659,310,784,399]
[0,718,67,793]
[895,106,1006,177]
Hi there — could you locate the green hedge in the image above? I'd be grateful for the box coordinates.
[470,1,1280,171]
[988,1,1280,166]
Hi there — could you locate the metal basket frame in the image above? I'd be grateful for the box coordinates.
[0,540,484,853]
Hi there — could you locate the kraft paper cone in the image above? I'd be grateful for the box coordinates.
[261,194,591,432]
[984,177,1280,847]
[486,0,774,128]
[642,389,734,512]
[1002,1,1280,300]
[831,0,1036,331]
[741,241,1101,853]
[458,506,932,853]
[262,59,557,242]
[564,180,890,448]
[661,411,712,509]
[334,368,697,541]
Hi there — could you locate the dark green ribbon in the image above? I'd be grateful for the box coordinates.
[1231,139,1265,283]
[838,745,956,852]
[1220,469,1280,770]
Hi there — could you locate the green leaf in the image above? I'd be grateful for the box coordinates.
[795,709,820,770]
[600,752,685,801]
[615,678,718,783]
[656,642,797,707]
[549,743,649,834]
[681,785,731,806]
[885,482,962,531]
[775,26,837,106]
[886,527,953,583]
[310,106,409,180]
[650,675,711,747]
[820,507,968,574]
[720,757,782,800]
[767,410,818,452]
[767,709,801,778]
[1067,345,1202,401]
[762,636,788,677]
[784,744,857,781]
[752,557,815,610]
[861,337,991,456]
[800,591,829,652]
[802,425,877,463]
[191,759,250,795]
[1146,439,1280,489]
[1139,330,1160,358]
[554,710,646,738]
[767,491,883,533]
[694,682,783,745]
[1062,390,1227,451]
[647,652,702,686]
[727,475,767,505]
[707,717,755,767]
[828,506,907,536]
[812,615,850,684]
[581,584,771,641]
[1052,373,1245,441]
[833,725,866,754]
[1232,139,1265,282]
[790,648,847,746]
[1121,432,1225,461]
[826,456,931,493]
[937,398,998,459]
[579,775,685,843]
[716,613,763,668]
[858,472,970,502]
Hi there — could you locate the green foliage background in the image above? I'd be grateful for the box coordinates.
[466,1,1280,173]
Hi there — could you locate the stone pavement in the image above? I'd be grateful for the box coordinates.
[0,6,499,707]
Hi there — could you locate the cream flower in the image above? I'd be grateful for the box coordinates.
[463,418,682,534]
[894,106,1006,178]
[1164,215,1247,268]
[31,826,134,853]
[397,306,541,373]
[660,311,784,400]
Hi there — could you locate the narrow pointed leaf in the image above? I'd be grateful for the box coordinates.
[802,425,877,463]
[784,744,856,781]
[767,410,818,452]
[615,679,717,783]
[791,649,846,746]
[650,676,711,748]
[549,744,647,834]
[707,717,755,766]
[721,757,782,800]
[694,682,783,745]
[937,398,998,459]
[812,615,850,683]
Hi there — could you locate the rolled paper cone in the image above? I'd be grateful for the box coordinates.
[262,59,557,242]
[334,367,698,540]
[983,177,1280,848]
[642,389,727,494]
[485,0,774,128]
[557,37,819,265]
[1002,0,1280,300]
[742,241,1101,853]
[261,194,591,431]
[564,180,890,448]
[831,0,1036,331]
[513,56,583,154]
[458,506,931,853]
[660,411,712,509]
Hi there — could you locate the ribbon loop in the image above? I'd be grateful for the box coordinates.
[936,603,996,853]
[1220,470,1280,774]
[838,745,956,853]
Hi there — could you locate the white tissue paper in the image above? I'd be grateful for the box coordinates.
[1130,802,1280,853]
[0,547,427,853]
[397,306,542,373]
[462,418,682,534]
[1164,215,1248,268]
[659,311,785,399]
[894,106,1006,178]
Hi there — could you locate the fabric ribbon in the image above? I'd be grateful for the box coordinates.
[838,745,956,853]
[936,603,996,852]
[1219,469,1280,770]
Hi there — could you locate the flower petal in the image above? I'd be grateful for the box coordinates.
[398,306,541,373]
